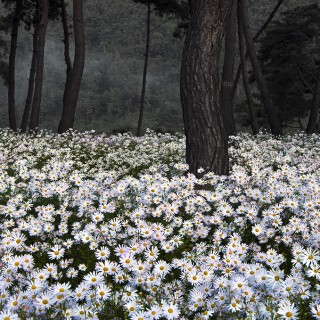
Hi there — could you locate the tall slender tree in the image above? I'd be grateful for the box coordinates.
[258,4,320,130]
[8,0,24,131]
[306,66,320,134]
[20,0,40,133]
[29,0,48,132]
[0,37,8,86]
[58,0,85,133]
[237,4,258,135]
[239,0,282,135]
[60,0,72,120]
[137,0,151,137]
[181,0,235,176]
[220,1,237,137]
[232,0,284,101]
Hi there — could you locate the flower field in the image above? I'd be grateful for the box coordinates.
[0,128,319,320]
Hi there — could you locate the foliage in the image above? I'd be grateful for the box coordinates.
[258,4,320,125]
[132,0,190,37]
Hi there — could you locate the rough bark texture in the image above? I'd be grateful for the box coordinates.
[137,0,151,137]
[180,0,234,176]
[239,0,282,135]
[29,0,49,132]
[232,0,284,101]
[8,0,24,131]
[21,3,40,133]
[220,1,237,137]
[306,66,320,133]
[238,6,258,135]
[58,0,85,133]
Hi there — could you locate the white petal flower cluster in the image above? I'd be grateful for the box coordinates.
[0,129,319,319]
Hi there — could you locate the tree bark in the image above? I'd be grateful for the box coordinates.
[29,0,49,132]
[137,0,151,137]
[60,0,73,117]
[232,0,284,101]
[60,0,72,73]
[180,0,235,176]
[8,0,24,132]
[220,1,237,138]
[20,2,40,133]
[239,0,282,135]
[238,6,258,135]
[58,0,85,133]
[306,65,320,134]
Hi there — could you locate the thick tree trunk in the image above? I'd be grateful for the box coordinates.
[220,1,237,137]
[20,4,40,133]
[238,6,258,135]
[306,66,320,134]
[29,0,48,132]
[181,0,234,176]
[232,0,284,101]
[8,0,24,132]
[239,0,282,135]
[58,0,85,133]
[137,0,151,137]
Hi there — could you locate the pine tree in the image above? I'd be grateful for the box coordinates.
[258,4,320,127]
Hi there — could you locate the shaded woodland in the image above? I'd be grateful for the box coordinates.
[1,0,320,174]
[0,0,318,135]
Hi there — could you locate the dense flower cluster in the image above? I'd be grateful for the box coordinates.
[0,129,319,320]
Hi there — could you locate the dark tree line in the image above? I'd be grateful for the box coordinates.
[1,0,320,176]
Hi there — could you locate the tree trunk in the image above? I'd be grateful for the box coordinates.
[60,0,72,73]
[60,0,72,121]
[239,0,282,135]
[58,0,85,134]
[137,0,151,137]
[8,0,24,132]
[220,1,236,138]
[181,0,234,176]
[238,6,258,135]
[306,65,320,134]
[29,0,49,132]
[20,2,40,133]
[232,0,284,101]
[298,116,305,131]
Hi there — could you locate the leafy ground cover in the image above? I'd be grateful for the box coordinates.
[0,129,319,320]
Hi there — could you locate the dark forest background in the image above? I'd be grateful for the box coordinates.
[0,0,319,134]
